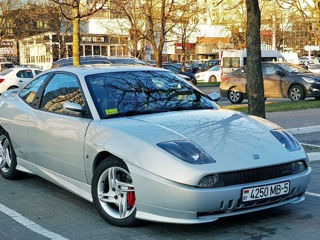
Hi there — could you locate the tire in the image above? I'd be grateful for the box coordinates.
[209,75,217,83]
[92,157,139,227]
[7,86,18,90]
[0,129,23,179]
[228,88,244,104]
[315,96,320,100]
[289,85,305,101]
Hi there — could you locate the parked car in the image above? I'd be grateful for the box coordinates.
[188,62,210,73]
[195,65,223,83]
[52,56,146,68]
[220,62,320,104]
[172,63,193,73]
[162,63,197,85]
[307,64,320,73]
[0,68,41,94]
[0,66,311,227]
[0,62,15,71]
[52,56,111,68]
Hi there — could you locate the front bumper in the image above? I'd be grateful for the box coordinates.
[129,163,311,224]
[305,82,320,97]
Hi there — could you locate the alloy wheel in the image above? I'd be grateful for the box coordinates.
[290,87,301,101]
[97,167,136,219]
[0,135,12,173]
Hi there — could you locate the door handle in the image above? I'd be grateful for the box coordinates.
[19,80,23,82]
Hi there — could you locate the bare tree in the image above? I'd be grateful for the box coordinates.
[118,0,198,67]
[49,0,109,65]
[172,1,202,71]
[0,0,18,41]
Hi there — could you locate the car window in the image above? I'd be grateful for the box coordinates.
[0,69,13,76]
[40,73,85,115]
[35,70,42,75]
[223,57,240,68]
[209,66,220,71]
[16,69,34,78]
[262,65,281,76]
[85,71,218,119]
[19,74,50,105]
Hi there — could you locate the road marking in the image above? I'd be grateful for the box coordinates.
[306,192,320,198]
[302,143,320,148]
[0,203,68,240]
[307,152,320,162]
[287,125,320,135]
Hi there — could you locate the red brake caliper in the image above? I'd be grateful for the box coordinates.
[127,187,135,207]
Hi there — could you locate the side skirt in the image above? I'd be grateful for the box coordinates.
[16,158,93,202]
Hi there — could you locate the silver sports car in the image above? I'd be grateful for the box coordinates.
[0,66,311,227]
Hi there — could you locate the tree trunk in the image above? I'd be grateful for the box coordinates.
[246,0,265,118]
[72,8,80,66]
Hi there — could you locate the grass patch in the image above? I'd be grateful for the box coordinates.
[224,100,320,113]
[197,82,220,86]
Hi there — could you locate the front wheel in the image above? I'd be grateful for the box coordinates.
[209,75,217,83]
[289,85,305,101]
[0,129,23,179]
[228,89,244,104]
[92,157,139,227]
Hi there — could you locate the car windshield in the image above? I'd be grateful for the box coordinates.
[0,69,13,75]
[278,63,310,73]
[108,58,146,65]
[209,66,220,71]
[163,65,179,73]
[85,71,218,118]
[309,64,320,69]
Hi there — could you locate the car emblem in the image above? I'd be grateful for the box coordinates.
[253,154,260,160]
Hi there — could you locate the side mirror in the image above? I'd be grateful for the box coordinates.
[275,71,286,77]
[63,102,85,116]
[208,92,220,102]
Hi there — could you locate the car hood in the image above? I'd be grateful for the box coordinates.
[89,109,306,185]
[130,109,305,171]
[294,72,320,80]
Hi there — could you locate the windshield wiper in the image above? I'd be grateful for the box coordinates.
[105,109,169,118]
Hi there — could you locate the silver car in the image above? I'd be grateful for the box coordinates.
[0,66,311,227]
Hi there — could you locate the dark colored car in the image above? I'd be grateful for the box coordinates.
[162,64,197,85]
[172,63,193,73]
[188,63,210,73]
[52,56,146,68]
[220,62,320,104]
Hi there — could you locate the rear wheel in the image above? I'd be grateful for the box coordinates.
[289,85,305,101]
[0,129,23,179]
[209,75,217,83]
[228,89,244,104]
[92,157,139,227]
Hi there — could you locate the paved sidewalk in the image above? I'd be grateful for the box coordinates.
[266,109,320,129]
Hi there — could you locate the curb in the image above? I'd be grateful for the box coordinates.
[287,125,320,135]
[307,152,320,162]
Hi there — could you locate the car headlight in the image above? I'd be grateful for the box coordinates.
[157,141,215,165]
[270,128,301,152]
[302,77,315,83]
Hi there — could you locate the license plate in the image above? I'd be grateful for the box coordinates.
[242,181,290,202]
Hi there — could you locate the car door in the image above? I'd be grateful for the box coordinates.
[262,64,283,98]
[2,74,51,160]
[16,69,34,88]
[26,73,92,182]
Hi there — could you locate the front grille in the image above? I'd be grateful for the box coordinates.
[217,160,306,187]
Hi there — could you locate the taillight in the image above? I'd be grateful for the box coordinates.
[0,79,5,83]
[221,77,228,82]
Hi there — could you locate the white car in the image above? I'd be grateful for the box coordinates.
[195,65,222,82]
[308,64,320,73]
[0,68,41,94]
